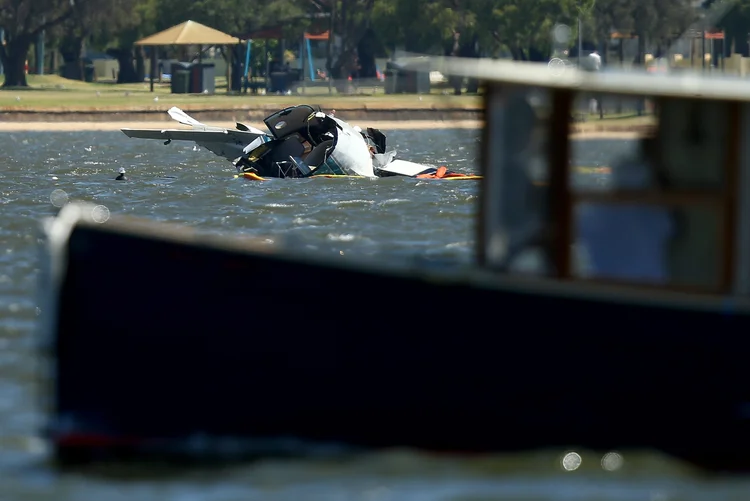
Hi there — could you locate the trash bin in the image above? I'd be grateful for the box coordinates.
[288,68,302,82]
[84,64,96,82]
[190,63,215,94]
[268,71,288,93]
[230,61,243,92]
[401,60,430,94]
[384,60,430,94]
[171,62,192,94]
[384,69,398,94]
[415,68,431,94]
[171,71,190,94]
[385,62,406,94]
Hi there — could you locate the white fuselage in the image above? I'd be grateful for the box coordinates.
[328,117,376,177]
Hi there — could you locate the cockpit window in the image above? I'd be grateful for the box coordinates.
[262,105,339,148]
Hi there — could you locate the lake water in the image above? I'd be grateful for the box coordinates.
[1,128,749,500]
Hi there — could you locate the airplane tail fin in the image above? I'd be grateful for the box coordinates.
[169,106,268,135]
[167,107,207,128]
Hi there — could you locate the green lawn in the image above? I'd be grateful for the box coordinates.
[0,74,483,111]
[0,75,658,133]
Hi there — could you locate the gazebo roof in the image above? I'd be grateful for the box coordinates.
[135,20,241,45]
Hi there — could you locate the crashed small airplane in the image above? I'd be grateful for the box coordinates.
[121,105,481,181]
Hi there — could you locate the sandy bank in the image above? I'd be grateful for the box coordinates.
[569,130,646,140]
[0,119,483,132]
[0,101,655,139]
[0,119,650,139]
[0,107,481,123]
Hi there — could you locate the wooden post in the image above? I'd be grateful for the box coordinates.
[547,89,574,279]
[300,33,306,95]
[722,97,741,292]
[327,0,336,95]
[149,45,156,92]
[227,44,232,93]
[158,45,162,83]
[263,39,269,92]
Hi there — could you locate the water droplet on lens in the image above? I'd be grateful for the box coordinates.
[561,451,582,471]
[601,451,624,471]
[50,189,68,207]
[91,205,110,223]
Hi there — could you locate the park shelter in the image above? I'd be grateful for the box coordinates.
[135,20,242,92]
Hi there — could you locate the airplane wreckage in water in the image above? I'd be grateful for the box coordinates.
[121,106,482,181]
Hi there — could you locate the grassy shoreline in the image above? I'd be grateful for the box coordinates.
[0,74,481,111]
[0,75,656,135]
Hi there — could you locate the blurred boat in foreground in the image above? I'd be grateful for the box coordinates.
[39,59,750,472]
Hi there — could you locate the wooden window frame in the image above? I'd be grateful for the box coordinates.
[480,83,740,294]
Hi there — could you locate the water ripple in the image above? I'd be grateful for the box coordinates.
[0,129,697,501]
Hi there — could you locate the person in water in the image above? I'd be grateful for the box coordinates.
[115,167,126,181]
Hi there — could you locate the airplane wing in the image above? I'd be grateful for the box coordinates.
[373,157,434,177]
[167,106,267,136]
[120,128,269,161]
[121,107,271,161]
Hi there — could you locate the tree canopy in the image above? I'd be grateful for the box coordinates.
[0,0,738,88]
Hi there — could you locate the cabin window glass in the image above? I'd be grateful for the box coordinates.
[567,92,732,291]
[481,84,551,275]
[658,98,728,190]
[569,92,656,193]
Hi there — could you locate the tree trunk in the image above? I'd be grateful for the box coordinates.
[357,29,377,79]
[509,45,527,61]
[329,0,378,92]
[450,33,462,95]
[107,47,139,83]
[1,39,33,87]
[635,31,645,66]
[459,36,479,94]
[135,46,145,82]
[79,37,86,81]
[331,48,356,93]
[59,35,86,80]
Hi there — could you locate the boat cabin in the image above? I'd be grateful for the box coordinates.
[443,57,749,298]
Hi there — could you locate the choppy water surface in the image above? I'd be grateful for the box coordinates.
[1,129,748,500]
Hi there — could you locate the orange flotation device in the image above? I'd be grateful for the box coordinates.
[415,166,483,180]
[239,172,267,181]
[236,167,482,181]
[416,167,443,179]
